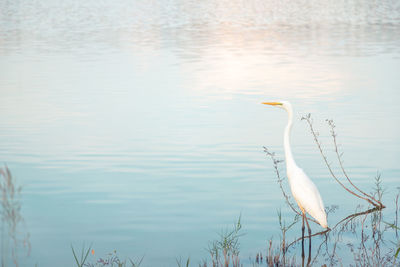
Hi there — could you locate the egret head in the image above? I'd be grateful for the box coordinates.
[262,101,292,111]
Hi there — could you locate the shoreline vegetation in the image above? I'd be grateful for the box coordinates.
[1,115,399,266]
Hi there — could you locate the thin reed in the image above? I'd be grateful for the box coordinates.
[0,166,30,267]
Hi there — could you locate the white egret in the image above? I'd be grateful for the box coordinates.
[263,101,328,251]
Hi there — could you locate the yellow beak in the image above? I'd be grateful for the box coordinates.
[262,102,282,106]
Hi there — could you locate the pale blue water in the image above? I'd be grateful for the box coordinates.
[0,0,400,266]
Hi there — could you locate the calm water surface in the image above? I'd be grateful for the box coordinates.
[0,0,400,266]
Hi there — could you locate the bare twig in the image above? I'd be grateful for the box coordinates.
[301,114,382,208]
[326,119,385,208]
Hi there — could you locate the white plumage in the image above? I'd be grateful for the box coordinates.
[288,166,327,228]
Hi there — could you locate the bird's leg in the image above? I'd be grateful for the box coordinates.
[304,215,312,266]
[304,216,311,248]
[301,212,305,259]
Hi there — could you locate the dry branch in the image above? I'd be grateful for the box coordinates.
[301,114,384,208]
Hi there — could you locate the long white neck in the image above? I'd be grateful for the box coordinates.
[284,106,297,171]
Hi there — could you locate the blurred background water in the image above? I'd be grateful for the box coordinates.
[0,0,400,266]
